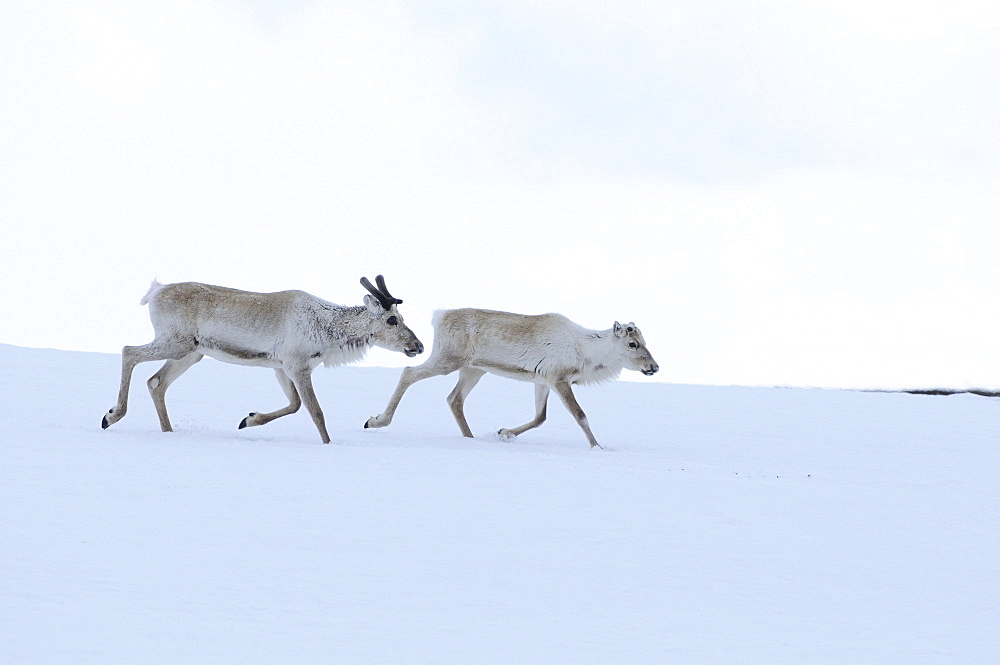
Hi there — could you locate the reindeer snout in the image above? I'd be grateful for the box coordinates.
[406,341,425,357]
[643,362,659,376]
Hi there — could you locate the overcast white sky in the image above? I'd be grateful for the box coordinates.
[2,0,999,389]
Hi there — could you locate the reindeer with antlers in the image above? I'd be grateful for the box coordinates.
[102,275,423,443]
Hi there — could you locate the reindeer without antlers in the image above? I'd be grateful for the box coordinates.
[365,308,659,448]
[102,275,423,443]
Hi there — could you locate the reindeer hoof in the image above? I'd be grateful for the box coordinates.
[498,429,516,442]
[239,412,257,429]
[102,415,109,429]
[364,421,369,429]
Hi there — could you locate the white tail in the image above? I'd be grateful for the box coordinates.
[365,308,658,448]
[102,276,424,443]
[139,279,163,305]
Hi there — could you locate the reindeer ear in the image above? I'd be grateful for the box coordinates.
[364,294,382,314]
[613,321,625,337]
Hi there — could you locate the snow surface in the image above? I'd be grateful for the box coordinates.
[1,343,998,664]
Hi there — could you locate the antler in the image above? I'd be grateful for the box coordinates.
[360,275,403,310]
[375,275,401,305]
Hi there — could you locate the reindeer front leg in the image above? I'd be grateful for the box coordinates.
[551,381,603,449]
[240,368,302,431]
[499,383,550,441]
[287,366,330,444]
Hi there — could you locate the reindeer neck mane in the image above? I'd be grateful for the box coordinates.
[313,303,378,368]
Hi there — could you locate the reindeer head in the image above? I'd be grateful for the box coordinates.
[361,275,424,358]
[613,322,659,376]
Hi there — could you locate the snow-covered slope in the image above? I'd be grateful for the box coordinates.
[1,344,997,664]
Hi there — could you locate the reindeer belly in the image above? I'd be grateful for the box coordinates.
[197,338,280,367]
[473,359,546,384]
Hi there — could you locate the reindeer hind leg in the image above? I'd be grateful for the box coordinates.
[447,367,486,438]
[102,337,196,430]
[146,352,203,432]
[365,355,462,430]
